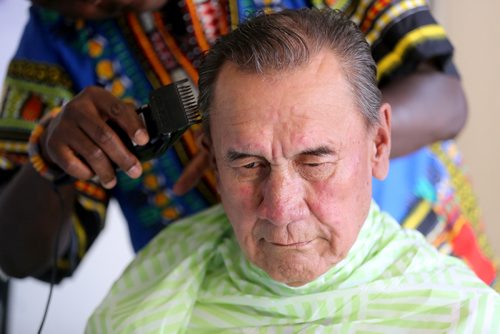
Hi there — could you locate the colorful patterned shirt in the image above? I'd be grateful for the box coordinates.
[0,0,497,288]
[86,203,500,333]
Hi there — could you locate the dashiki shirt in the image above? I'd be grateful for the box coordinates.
[86,203,500,333]
[0,0,497,288]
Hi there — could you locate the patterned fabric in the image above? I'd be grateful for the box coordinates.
[373,141,498,289]
[86,203,500,333]
[0,0,497,288]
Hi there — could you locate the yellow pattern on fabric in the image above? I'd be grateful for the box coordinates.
[7,59,73,89]
[430,143,479,229]
[73,216,88,258]
[0,157,13,169]
[430,143,499,292]
[0,141,28,153]
[377,24,447,80]
[403,200,431,230]
[96,60,114,80]
[78,196,107,223]
[350,0,372,25]
[229,0,239,30]
[364,0,427,45]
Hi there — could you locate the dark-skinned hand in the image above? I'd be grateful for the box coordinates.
[40,86,212,195]
[40,86,148,189]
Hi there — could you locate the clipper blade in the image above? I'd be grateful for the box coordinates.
[149,78,202,135]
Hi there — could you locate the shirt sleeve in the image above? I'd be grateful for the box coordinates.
[0,6,110,283]
[351,0,458,86]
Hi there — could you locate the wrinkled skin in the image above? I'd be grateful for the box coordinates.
[208,50,391,286]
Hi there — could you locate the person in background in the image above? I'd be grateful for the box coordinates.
[86,10,500,332]
[0,0,496,290]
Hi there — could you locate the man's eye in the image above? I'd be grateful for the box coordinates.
[233,161,268,181]
[243,162,259,169]
[300,162,335,180]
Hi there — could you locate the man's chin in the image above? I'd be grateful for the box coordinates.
[257,252,328,287]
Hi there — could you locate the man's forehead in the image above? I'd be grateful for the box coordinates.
[208,61,368,163]
[210,50,358,128]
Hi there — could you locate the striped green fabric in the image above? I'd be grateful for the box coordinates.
[86,203,500,333]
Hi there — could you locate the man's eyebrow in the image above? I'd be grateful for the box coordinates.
[226,150,262,162]
[226,147,335,161]
[299,146,336,157]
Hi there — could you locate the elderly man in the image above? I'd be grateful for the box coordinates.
[86,9,499,333]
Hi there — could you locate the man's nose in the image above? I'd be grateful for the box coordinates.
[257,170,308,226]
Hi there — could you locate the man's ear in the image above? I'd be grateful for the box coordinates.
[371,102,391,180]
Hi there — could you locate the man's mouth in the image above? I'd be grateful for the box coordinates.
[269,240,313,248]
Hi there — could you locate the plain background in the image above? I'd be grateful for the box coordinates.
[0,1,498,333]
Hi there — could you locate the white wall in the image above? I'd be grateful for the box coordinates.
[0,0,27,82]
[0,2,133,333]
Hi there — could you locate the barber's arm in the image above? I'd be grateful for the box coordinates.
[366,1,468,158]
[0,87,147,279]
[382,62,468,158]
[0,167,76,278]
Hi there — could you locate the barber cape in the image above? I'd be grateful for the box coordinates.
[86,203,500,333]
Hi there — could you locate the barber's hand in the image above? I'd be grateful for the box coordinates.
[32,0,167,20]
[40,86,149,189]
[172,133,211,195]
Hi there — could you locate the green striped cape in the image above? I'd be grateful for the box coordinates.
[86,203,500,333]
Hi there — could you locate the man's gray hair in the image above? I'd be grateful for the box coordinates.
[198,8,382,135]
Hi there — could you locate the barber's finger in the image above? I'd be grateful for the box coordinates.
[63,126,122,188]
[41,111,96,181]
[74,146,117,189]
[47,131,96,181]
[54,128,114,187]
[82,87,149,146]
[77,114,143,179]
[59,88,143,179]
[172,150,210,195]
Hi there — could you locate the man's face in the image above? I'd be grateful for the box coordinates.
[209,49,391,286]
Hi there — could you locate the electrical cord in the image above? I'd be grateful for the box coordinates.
[37,185,65,334]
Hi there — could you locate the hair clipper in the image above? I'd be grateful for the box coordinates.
[110,79,202,163]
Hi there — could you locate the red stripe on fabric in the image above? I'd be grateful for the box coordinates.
[360,0,391,33]
[451,223,496,285]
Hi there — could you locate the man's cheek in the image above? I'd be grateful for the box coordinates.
[309,180,350,220]
[231,183,257,208]
[220,176,256,206]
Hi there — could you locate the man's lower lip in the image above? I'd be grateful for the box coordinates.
[270,241,312,247]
